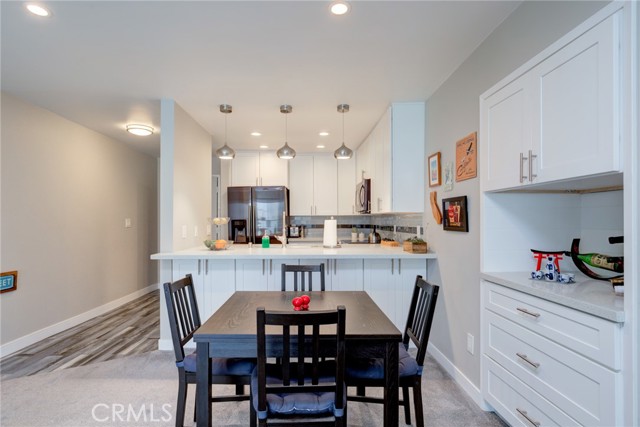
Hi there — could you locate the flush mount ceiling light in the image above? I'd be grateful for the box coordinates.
[251,132,262,136]
[26,3,51,17]
[319,131,330,136]
[126,124,154,136]
[334,104,354,160]
[330,1,350,16]
[215,104,236,160]
[276,105,296,160]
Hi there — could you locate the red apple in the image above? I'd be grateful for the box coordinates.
[301,295,310,304]
[292,297,303,308]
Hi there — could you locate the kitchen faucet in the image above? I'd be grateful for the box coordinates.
[274,211,287,247]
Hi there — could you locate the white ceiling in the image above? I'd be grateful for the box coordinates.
[1,1,520,158]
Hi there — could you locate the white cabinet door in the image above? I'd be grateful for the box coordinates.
[313,155,337,215]
[289,155,314,215]
[372,110,391,213]
[395,259,427,330]
[330,259,364,291]
[231,152,260,187]
[172,259,205,309]
[480,76,531,192]
[532,12,620,184]
[363,259,396,326]
[203,259,236,319]
[235,259,270,291]
[259,151,288,186]
[337,155,356,215]
[267,258,299,291]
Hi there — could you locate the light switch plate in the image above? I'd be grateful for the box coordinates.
[124,218,132,228]
[181,225,187,239]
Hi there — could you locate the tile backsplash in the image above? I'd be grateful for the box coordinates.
[289,213,423,243]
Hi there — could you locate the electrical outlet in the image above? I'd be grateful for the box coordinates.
[206,224,211,235]
[467,333,475,355]
[181,225,187,239]
[194,225,198,237]
[124,218,132,228]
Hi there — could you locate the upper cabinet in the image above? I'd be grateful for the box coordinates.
[230,151,288,187]
[289,154,338,216]
[480,11,622,192]
[357,102,425,213]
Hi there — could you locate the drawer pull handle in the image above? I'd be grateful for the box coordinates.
[516,408,541,427]
[516,352,540,369]
[516,307,540,318]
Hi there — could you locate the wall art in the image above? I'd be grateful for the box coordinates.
[442,196,468,232]
[455,132,477,182]
[428,152,441,187]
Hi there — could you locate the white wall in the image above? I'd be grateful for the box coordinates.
[157,99,212,345]
[0,92,158,353]
[424,0,609,401]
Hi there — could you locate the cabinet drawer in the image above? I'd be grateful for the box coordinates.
[485,310,621,426]
[483,281,621,369]
[484,356,579,427]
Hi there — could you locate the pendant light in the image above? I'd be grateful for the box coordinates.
[215,104,236,160]
[276,104,296,159]
[334,104,353,160]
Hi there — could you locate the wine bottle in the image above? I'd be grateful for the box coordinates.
[575,253,624,273]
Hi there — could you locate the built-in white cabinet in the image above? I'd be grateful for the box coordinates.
[363,258,427,330]
[235,258,298,291]
[480,11,621,192]
[337,155,356,215]
[172,259,236,320]
[304,258,364,291]
[289,154,337,215]
[482,281,623,427]
[230,151,288,187]
[356,103,425,213]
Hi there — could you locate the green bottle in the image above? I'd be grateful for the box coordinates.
[576,253,623,273]
[261,230,270,248]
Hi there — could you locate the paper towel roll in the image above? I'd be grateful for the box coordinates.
[323,218,337,247]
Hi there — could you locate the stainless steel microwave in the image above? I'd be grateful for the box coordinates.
[356,178,371,214]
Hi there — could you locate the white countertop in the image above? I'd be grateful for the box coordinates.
[151,243,437,260]
[481,271,625,323]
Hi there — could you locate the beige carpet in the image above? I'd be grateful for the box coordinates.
[0,350,506,427]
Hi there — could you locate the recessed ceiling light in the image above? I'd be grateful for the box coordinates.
[330,1,350,16]
[26,4,50,17]
[251,132,262,136]
[126,124,154,136]
[317,145,326,149]
[259,145,269,149]
[319,131,330,136]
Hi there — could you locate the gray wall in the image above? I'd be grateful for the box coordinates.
[424,0,609,392]
[0,92,158,351]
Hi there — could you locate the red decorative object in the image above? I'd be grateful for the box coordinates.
[292,295,311,311]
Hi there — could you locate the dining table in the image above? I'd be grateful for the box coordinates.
[194,290,402,427]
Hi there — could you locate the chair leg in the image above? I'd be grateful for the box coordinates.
[412,379,425,427]
[235,384,244,395]
[175,378,187,427]
[402,386,412,425]
[356,385,366,396]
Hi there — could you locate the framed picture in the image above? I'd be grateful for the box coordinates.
[442,196,468,232]
[0,271,18,293]
[455,132,477,182]
[443,161,454,192]
[428,152,441,187]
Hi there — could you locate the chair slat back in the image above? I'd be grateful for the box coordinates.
[403,275,439,366]
[163,274,202,364]
[256,306,346,418]
[281,264,326,291]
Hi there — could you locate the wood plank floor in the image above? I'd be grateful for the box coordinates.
[0,290,159,380]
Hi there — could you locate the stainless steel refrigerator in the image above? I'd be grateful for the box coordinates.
[227,186,289,244]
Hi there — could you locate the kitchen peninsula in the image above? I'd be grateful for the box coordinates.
[152,243,436,350]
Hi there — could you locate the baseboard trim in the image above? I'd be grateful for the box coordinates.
[0,283,160,358]
[427,342,494,412]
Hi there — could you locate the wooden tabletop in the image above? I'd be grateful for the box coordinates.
[195,291,402,348]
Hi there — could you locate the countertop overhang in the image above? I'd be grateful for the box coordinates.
[151,244,437,260]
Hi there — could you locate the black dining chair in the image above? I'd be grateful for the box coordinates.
[250,306,347,427]
[163,274,256,427]
[345,275,439,427]
[281,263,326,291]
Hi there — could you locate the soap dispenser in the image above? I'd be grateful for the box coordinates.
[261,230,270,248]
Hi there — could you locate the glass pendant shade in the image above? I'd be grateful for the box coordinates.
[216,104,235,160]
[277,104,295,159]
[334,104,353,160]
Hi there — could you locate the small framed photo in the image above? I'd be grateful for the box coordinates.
[428,152,441,187]
[442,196,468,232]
